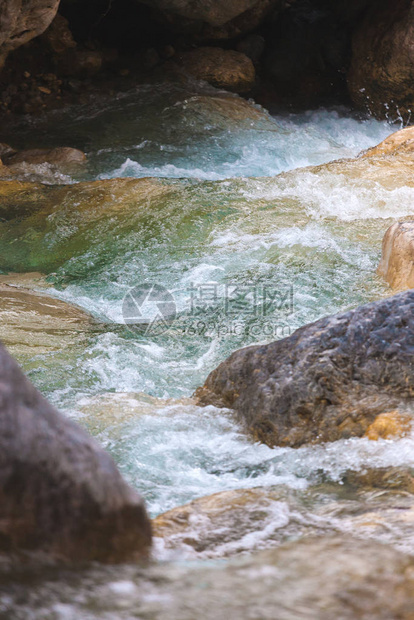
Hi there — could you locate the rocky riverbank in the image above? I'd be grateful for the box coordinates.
[1,0,414,118]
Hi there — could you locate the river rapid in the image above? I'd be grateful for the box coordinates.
[2,80,414,618]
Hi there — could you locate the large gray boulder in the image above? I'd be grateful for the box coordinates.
[0,0,60,67]
[0,341,152,562]
[196,291,414,447]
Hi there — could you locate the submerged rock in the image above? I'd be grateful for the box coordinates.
[154,473,414,559]
[0,341,152,562]
[344,467,414,493]
[178,48,256,93]
[196,291,414,447]
[153,487,296,557]
[378,221,414,291]
[3,534,414,618]
[0,177,174,268]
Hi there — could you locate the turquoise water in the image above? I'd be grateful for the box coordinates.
[4,83,414,518]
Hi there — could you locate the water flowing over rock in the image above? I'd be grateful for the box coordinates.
[3,147,86,172]
[196,291,414,447]
[0,0,60,68]
[378,221,414,291]
[4,535,414,618]
[0,341,152,562]
[154,478,414,558]
[348,0,414,120]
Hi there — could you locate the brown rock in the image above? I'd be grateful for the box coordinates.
[348,0,414,120]
[178,47,255,93]
[0,0,60,67]
[196,291,414,448]
[345,467,414,493]
[377,221,414,290]
[365,411,412,440]
[0,278,95,358]
[153,487,288,555]
[41,13,76,55]
[5,147,87,168]
[0,340,152,562]
[361,127,414,160]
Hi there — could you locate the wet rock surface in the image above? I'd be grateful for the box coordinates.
[153,477,414,558]
[0,341,152,562]
[197,291,414,447]
[0,276,96,358]
[3,146,86,170]
[378,221,414,291]
[2,535,414,619]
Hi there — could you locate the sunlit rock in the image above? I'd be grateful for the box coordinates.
[0,341,152,562]
[365,411,412,441]
[361,126,414,160]
[0,276,95,358]
[377,221,414,291]
[196,291,414,447]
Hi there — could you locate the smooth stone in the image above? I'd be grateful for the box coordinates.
[0,277,95,357]
[4,147,87,168]
[0,341,152,562]
[361,126,414,160]
[154,477,414,559]
[377,221,414,291]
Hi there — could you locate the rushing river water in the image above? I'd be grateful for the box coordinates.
[3,82,412,520]
[5,79,414,618]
